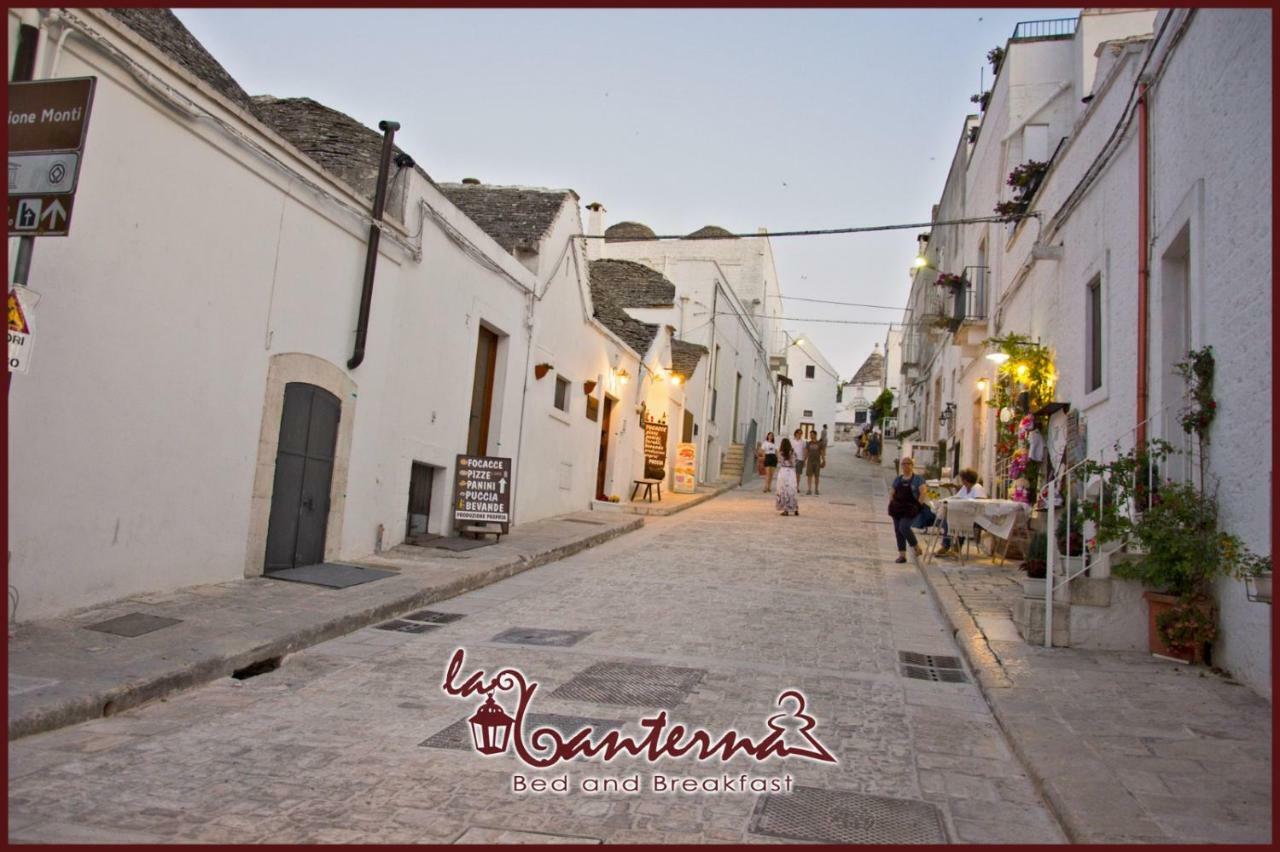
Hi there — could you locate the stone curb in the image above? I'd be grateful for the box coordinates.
[913,558,1081,844]
[615,481,738,517]
[8,516,643,741]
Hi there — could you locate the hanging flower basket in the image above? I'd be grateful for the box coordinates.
[934,272,968,289]
[582,379,597,395]
[534,363,554,380]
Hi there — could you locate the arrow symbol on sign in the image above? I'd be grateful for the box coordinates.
[40,199,67,228]
[498,477,507,495]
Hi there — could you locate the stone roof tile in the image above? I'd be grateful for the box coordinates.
[437,183,574,254]
[587,259,676,308]
[670,339,708,379]
[106,9,253,109]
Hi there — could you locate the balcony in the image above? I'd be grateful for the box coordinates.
[1011,17,1077,41]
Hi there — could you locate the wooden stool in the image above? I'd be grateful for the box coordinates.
[630,479,662,502]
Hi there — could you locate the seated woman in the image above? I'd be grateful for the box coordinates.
[940,468,987,556]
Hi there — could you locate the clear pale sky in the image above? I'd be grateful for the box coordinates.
[176,7,1077,378]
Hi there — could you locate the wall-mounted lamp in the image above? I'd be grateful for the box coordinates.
[615,368,630,385]
[976,378,989,392]
[940,402,957,423]
[670,375,683,386]
[913,255,930,269]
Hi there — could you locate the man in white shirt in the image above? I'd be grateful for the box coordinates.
[792,428,807,477]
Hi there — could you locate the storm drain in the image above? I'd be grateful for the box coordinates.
[550,661,705,708]
[375,620,439,634]
[401,610,465,624]
[491,627,592,647]
[749,786,947,844]
[898,650,969,683]
[420,712,623,751]
[84,612,182,637]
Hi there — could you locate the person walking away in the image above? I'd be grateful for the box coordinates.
[868,429,882,463]
[805,429,824,495]
[775,438,800,516]
[792,429,807,479]
[888,457,925,563]
[939,468,986,556]
[759,432,778,493]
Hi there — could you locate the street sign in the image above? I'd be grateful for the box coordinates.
[8,76,95,238]
[643,417,668,481]
[8,285,40,374]
[453,455,513,524]
[7,195,75,236]
[8,77,95,153]
[8,151,80,195]
[673,442,697,493]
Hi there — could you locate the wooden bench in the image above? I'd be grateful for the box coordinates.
[460,522,507,541]
[630,479,663,502]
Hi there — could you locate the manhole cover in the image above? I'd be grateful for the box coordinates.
[375,619,439,634]
[749,786,947,844]
[84,612,182,637]
[420,712,623,751]
[901,664,969,683]
[402,610,465,624]
[550,661,705,707]
[899,651,962,669]
[491,627,592,647]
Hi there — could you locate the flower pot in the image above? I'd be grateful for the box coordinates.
[534,363,554,380]
[582,380,597,395]
[1143,591,1203,663]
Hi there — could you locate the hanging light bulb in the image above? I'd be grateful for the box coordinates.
[1015,363,1031,381]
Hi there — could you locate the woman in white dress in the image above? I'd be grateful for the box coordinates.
[775,438,800,516]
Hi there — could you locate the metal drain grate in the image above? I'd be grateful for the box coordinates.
[899,651,963,669]
[749,786,947,844]
[420,712,623,751]
[550,661,705,708]
[402,610,465,624]
[84,613,182,637]
[375,620,439,634]
[901,664,969,683]
[491,627,592,647]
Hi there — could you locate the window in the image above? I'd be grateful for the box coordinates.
[553,375,570,412]
[803,409,813,417]
[1086,276,1103,393]
[805,365,815,379]
[855,410,868,424]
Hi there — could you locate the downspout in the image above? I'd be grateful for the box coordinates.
[347,120,400,370]
[700,283,720,482]
[1136,83,1150,445]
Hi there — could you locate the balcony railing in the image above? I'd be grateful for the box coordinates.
[1011,17,1078,41]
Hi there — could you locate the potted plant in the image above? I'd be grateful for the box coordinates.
[970,90,991,112]
[534,362,554,380]
[1111,480,1255,663]
[583,379,597,395]
[987,46,1005,75]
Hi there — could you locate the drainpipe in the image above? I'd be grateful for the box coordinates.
[1136,83,1150,445]
[347,120,400,370]
[700,283,720,482]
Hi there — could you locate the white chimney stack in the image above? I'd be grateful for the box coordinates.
[585,202,606,261]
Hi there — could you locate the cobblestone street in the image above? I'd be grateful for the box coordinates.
[8,444,1063,844]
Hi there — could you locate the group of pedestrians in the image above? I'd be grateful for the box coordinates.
[757,425,827,517]
[855,422,882,463]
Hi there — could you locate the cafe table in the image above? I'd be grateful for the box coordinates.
[936,498,1031,563]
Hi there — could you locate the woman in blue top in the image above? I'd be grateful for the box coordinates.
[887,457,925,563]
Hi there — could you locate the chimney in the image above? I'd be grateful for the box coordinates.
[585,202,606,260]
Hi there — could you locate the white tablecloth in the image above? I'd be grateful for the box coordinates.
[940,498,1029,540]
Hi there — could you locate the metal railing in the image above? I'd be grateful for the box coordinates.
[1011,17,1078,41]
[1040,404,1197,647]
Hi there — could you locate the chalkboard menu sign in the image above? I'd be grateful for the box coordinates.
[643,418,668,481]
[1063,410,1084,466]
[453,455,513,524]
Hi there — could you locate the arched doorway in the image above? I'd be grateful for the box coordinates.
[264,383,341,573]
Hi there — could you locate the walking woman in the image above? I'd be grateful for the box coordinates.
[759,432,778,493]
[887,457,925,563]
[775,438,800,516]
[805,429,824,495]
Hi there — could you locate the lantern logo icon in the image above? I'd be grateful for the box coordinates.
[468,693,516,755]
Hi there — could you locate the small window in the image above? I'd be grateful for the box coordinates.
[805,365,816,379]
[855,410,868,424]
[553,375,570,412]
[1086,277,1103,393]
[803,409,813,417]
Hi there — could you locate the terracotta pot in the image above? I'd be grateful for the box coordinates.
[582,380,597,395]
[533,363,553,380]
[1143,591,1204,663]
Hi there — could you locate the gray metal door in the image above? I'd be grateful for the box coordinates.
[264,383,340,573]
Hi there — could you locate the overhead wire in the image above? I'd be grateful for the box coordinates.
[575,213,1032,242]
[781,295,906,311]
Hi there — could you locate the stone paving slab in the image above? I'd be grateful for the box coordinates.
[909,500,1273,845]
[7,510,644,740]
[8,445,1066,844]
